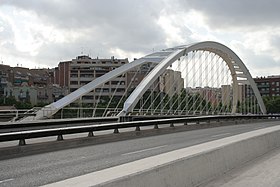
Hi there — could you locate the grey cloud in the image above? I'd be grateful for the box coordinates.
[235,44,280,76]
[1,0,279,76]
[0,17,14,43]
[179,0,280,30]
[1,0,168,54]
[270,35,280,49]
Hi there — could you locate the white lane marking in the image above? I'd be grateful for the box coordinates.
[122,145,168,156]
[0,178,14,184]
[211,133,231,138]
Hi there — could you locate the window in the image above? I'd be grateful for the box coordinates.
[82,96,93,100]
[80,81,90,85]
[70,81,78,85]
[111,81,119,85]
[116,88,125,92]
[70,88,77,92]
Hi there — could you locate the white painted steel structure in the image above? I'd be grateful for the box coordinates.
[29,41,266,120]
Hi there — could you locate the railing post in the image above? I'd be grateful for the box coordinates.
[88,131,94,137]
[19,139,26,146]
[135,126,141,131]
[16,110,18,120]
[57,134,64,141]
[114,128,119,133]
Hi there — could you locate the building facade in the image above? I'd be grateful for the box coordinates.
[58,55,129,106]
[254,76,280,97]
[0,64,56,106]
[160,69,184,97]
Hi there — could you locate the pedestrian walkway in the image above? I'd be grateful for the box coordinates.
[202,147,280,187]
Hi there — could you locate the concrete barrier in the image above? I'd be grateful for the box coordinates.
[43,125,280,187]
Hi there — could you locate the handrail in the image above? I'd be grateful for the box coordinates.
[0,115,279,145]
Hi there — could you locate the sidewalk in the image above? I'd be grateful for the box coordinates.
[203,147,280,187]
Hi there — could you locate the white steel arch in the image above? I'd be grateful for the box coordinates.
[119,41,266,116]
[28,41,266,120]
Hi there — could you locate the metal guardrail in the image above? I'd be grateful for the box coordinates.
[0,117,118,129]
[0,115,279,146]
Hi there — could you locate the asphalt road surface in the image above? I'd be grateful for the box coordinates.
[0,120,279,187]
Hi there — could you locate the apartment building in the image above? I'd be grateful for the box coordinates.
[254,76,280,97]
[58,55,129,106]
[160,69,184,97]
[0,64,56,105]
[0,64,9,96]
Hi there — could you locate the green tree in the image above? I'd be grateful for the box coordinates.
[263,96,280,114]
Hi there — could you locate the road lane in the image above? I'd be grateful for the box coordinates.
[0,120,279,187]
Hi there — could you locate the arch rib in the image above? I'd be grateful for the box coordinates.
[119,41,266,115]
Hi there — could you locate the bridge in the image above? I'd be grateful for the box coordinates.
[24,41,266,121]
[1,41,280,187]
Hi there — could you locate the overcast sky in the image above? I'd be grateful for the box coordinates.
[0,0,280,77]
